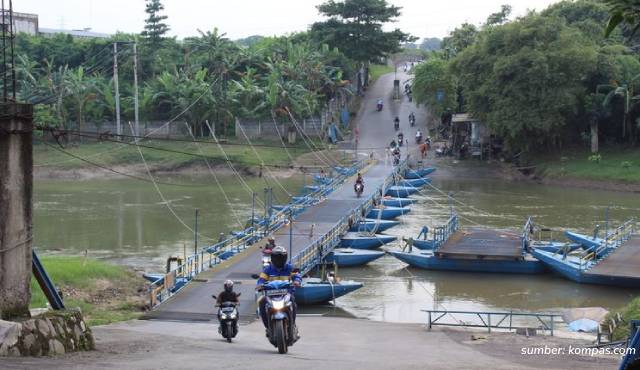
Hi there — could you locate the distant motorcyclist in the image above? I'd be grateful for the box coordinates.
[397,132,404,146]
[389,139,397,149]
[376,98,384,111]
[416,130,423,144]
[263,237,276,252]
[355,172,364,186]
[409,112,416,126]
[256,246,302,333]
[393,116,400,130]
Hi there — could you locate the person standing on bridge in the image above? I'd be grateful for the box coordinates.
[256,246,302,334]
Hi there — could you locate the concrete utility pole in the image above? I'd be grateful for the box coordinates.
[0,103,34,319]
[113,42,121,138]
[133,42,140,138]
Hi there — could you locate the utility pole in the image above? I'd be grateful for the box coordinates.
[113,42,121,138]
[133,42,140,138]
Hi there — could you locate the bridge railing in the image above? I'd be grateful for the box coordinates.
[580,218,636,268]
[148,159,368,308]
[292,159,408,275]
[423,309,562,336]
[429,214,459,251]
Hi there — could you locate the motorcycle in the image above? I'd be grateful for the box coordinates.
[262,249,272,268]
[393,154,401,166]
[397,134,404,147]
[260,281,298,354]
[376,102,383,111]
[354,182,364,198]
[409,116,416,127]
[212,294,240,343]
[394,121,399,131]
[415,134,422,144]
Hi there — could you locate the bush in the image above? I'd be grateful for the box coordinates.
[588,154,602,163]
[621,161,632,169]
[607,297,640,341]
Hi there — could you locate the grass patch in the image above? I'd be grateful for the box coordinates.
[537,147,640,183]
[31,256,147,326]
[34,138,319,170]
[369,64,394,83]
[607,297,640,340]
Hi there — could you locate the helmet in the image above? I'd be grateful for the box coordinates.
[223,280,234,293]
[270,246,288,269]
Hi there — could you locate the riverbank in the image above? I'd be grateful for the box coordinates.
[33,139,346,181]
[529,147,640,192]
[31,256,148,326]
[0,316,618,369]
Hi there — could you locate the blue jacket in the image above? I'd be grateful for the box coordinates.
[257,263,302,286]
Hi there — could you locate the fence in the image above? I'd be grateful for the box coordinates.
[235,117,325,140]
[424,309,562,336]
[580,218,636,270]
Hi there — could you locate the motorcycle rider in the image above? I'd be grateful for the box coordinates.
[216,280,240,306]
[263,237,276,252]
[394,116,400,129]
[389,138,397,149]
[256,246,302,334]
[409,112,416,126]
[354,172,364,193]
[397,132,404,146]
[377,98,383,110]
[416,129,423,143]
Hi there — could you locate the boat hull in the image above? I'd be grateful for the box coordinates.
[381,197,415,207]
[390,251,545,274]
[340,233,396,249]
[366,206,411,220]
[532,249,640,288]
[349,219,399,233]
[404,167,436,179]
[399,178,431,187]
[325,249,385,266]
[295,280,364,305]
[386,186,419,198]
[413,239,436,250]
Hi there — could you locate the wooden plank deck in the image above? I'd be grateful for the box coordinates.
[435,228,523,260]
[586,235,640,278]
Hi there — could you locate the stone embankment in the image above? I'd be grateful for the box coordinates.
[0,309,94,356]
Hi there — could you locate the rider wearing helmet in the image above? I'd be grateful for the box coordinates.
[216,279,240,305]
[263,236,276,252]
[256,246,302,331]
[355,172,364,186]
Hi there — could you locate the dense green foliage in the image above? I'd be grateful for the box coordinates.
[412,0,640,153]
[412,58,454,117]
[310,0,415,63]
[607,296,640,340]
[16,31,352,135]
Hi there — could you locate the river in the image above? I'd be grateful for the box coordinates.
[34,165,640,323]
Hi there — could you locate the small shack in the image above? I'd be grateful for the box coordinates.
[450,113,498,159]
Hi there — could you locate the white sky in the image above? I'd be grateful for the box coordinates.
[19,0,559,40]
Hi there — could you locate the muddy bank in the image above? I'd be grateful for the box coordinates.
[34,162,298,181]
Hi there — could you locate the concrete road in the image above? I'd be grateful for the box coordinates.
[0,316,617,370]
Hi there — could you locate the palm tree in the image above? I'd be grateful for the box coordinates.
[64,66,97,138]
[604,0,640,37]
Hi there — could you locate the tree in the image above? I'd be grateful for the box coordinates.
[451,14,598,150]
[141,0,170,48]
[310,0,415,63]
[64,66,97,135]
[419,37,442,51]
[603,0,640,37]
[486,4,512,26]
[412,57,456,117]
[441,23,478,59]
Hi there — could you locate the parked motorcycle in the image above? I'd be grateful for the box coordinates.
[212,294,240,342]
[259,281,298,354]
[354,182,364,198]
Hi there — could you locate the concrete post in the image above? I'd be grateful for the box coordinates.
[0,103,34,319]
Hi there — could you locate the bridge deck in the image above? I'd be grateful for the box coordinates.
[435,228,523,260]
[144,163,393,322]
[586,235,640,278]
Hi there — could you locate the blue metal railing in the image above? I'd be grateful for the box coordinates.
[32,250,65,310]
[148,159,369,307]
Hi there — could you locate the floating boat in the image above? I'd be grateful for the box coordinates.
[565,231,615,258]
[366,206,411,220]
[404,167,436,179]
[389,250,545,274]
[295,278,364,305]
[349,219,399,233]
[399,177,432,188]
[325,249,385,267]
[381,197,416,208]
[340,232,396,249]
[386,185,419,198]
